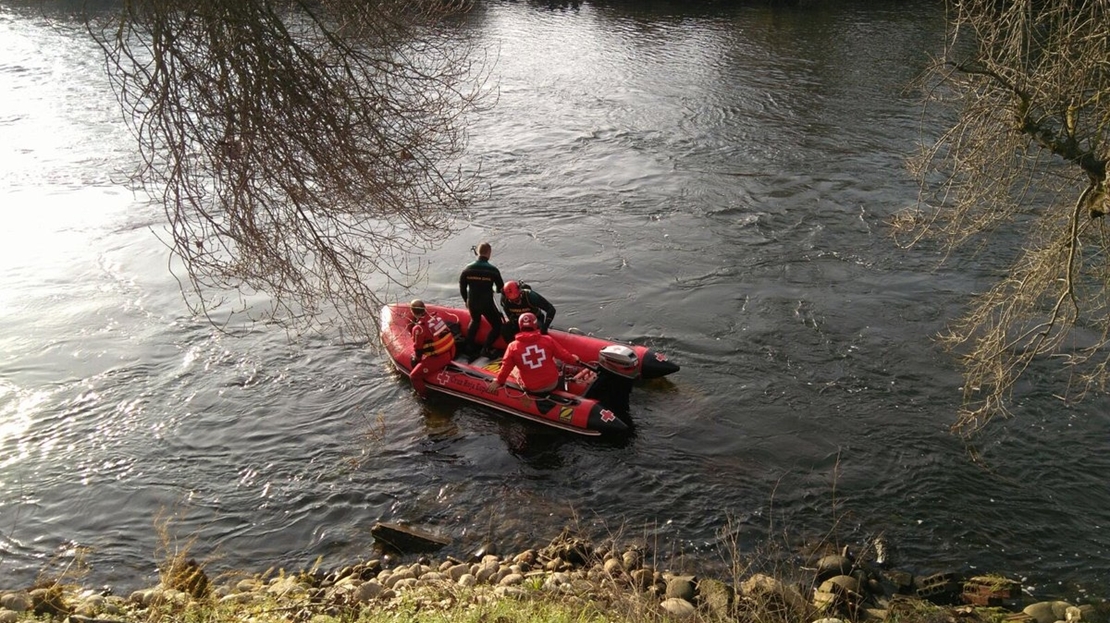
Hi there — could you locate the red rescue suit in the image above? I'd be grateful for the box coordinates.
[494,329,577,393]
[410,312,456,395]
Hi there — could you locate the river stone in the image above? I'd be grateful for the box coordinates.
[354,581,384,603]
[445,563,469,582]
[630,568,654,591]
[741,573,812,618]
[30,587,70,617]
[419,571,446,583]
[475,563,498,584]
[1025,601,1076,623]
[513,549,537,566]
[498,573,524,587]
[1,593,31,612]
[0,610,19,623]
[665,576,697,601]
[73,602,98,618]
[822,575,861,596]
[816,555,853,582]
[267,578,305,598]
[493,586,527,599]
[660,597,696,619]
[813,586,839,614]
[603,558,623,575]
[100,596,127,616]
[162,588,190,608]
[218,592,254,605]
[381,572,402,589]
[698,578,735,618]
[622,549,643,569]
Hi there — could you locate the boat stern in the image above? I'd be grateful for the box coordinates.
[586,402,631,435]
[640,348,680,379]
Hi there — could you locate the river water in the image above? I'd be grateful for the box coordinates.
[2,0,1109,600]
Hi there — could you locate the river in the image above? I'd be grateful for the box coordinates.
[1,0,1108,601]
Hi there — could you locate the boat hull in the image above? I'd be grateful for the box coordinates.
[380,303,677,436]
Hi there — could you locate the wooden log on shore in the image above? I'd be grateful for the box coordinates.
[370,522,450,554]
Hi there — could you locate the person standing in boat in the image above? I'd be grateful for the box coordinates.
[487,313,580,395]
[409,299,457,397]
[500,280,557,338]
[459,241,504,361]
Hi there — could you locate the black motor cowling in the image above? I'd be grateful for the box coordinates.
[585,364,634,425]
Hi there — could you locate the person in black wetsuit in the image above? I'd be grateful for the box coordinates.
[458,241,504,361]
[500,280,557,338]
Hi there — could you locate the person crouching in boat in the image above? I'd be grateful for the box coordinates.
[409,299,456,397]
[487,312,580,395]
[499,280,557,339]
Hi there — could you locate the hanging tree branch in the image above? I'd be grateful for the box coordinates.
[88,0,487,339]
[902,0,1110,435]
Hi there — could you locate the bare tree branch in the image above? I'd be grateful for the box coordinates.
[901,0,1110,434]
[87,0,487,340]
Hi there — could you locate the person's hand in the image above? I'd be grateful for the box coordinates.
[573,355,581,364]
[487,380,501,393]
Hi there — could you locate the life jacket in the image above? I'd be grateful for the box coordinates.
[416,313,454,356]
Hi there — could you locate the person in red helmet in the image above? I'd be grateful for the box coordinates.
[487,312,580,395]
[500,280,557,338]
[408,299,456,397]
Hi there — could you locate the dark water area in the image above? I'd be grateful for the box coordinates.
[2,0,1109,602]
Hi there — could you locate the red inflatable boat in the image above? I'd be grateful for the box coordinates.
[379,303,679,436]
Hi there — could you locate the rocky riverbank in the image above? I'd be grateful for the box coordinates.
[2,527,1107,623]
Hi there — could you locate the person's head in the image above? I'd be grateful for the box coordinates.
[476,242,492,260]
[503,280,522,302]
[518,312,538,332]
[410,299,427,317]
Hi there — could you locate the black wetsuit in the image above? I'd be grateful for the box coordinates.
[459,257,504,354]
[501,288,557,338]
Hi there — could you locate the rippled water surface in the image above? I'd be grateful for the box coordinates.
[2,0,1109,599]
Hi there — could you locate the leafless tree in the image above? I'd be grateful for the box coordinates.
[900,0,1110,434]
[88,0,486,340]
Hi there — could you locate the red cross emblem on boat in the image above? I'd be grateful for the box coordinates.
[600,409,616,422]
[436,370,452,384]
[521,344,547,369]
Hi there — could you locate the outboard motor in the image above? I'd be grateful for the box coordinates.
[585,345,639,425]
[597,345,640,379]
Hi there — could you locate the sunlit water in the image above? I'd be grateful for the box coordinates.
[2,0,1109,600]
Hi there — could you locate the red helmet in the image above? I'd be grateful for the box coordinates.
[503,280,521,301]
[518,312,538,332]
